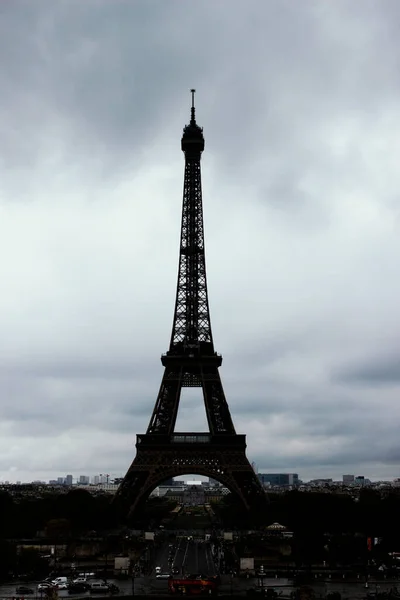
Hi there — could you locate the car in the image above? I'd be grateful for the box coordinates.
[16,586,34,595]
[156,573,171,579]
[38,583,55,591]
[55,582,69,590]
[68,582,90,594]
[89,583,110,593]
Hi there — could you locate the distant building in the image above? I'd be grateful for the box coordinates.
[309,478,332,486]
[206,488,229,501]
[65,474,73,486]
[355,475,371,486]
[79,475,90,485]
[265,522,293,538]
[258,473,299,487]
[164,489,185,502]
[93,475,100,485]
[208,478,221,486]
[163,485,228,504]
[183,485,205,506]
[57,477,64,484]
[343,474,355,484]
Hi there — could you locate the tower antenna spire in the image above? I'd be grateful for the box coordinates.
[190,88,196,123]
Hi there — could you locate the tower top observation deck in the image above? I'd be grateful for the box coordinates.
[181,89,205,154]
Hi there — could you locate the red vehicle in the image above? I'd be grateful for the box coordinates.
[168,576,219,595]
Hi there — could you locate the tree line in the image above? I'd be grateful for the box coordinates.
[1,487,400,542]
[215,488,400,541]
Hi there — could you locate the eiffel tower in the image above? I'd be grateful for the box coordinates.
[116,91,266,520]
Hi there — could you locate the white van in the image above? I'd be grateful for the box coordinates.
[52,577,68,585]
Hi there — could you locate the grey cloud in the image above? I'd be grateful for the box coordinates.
[0,2,229,178]
[1,1,400,482]
[0,357,156,380]
[334,356,400,386]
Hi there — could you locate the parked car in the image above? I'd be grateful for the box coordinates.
[16,586,34,595]
[54,582,69,590]
[156,573,171,579]
[38,582,55,592]
[73,577,89,584]
[89,582,119,594]
[89,582,111,593]
[68,582,90,594]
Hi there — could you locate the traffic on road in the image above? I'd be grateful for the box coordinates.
[154,537,217,578]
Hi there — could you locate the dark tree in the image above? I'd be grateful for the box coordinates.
[0,492,14,538]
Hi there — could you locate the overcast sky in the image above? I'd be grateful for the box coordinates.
[1,1,400,484]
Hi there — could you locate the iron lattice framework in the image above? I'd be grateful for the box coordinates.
[116,91,266,519]
[171,142,210,347]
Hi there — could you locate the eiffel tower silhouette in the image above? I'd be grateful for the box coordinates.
[116,91,266,519]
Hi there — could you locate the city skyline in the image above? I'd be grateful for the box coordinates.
[0,469,399,486]
[1,2,400,483]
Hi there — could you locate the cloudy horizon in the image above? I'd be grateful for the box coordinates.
[1,1,400,485]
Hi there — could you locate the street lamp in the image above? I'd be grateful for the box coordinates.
[104,551,108,584]
[259,565,265,592]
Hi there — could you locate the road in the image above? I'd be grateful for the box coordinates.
[0,579,130,598]
[154,538,217,577]
[0,574,399,598]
